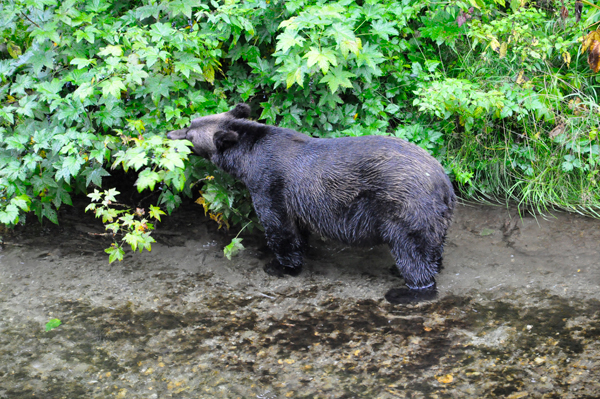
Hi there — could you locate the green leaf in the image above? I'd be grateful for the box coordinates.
[45,318,62,332]
[126,65,149,85]
[50,184,73,208]
[164,106,181,122]
[135,169,161,192]
[0,204,20,225]
[167,0,193,18]
[145,75,173,103]
[56,156,84,184]
[304,47,337,74]
[159,151,185,171]
[276,30,305,53]
[41,203,59,224]
[0,106,15,123]
[86,0,110,12]
[87,189,103,202]
[12,194,32,212]
[174,53,203,79]
[84,166,111,187]
[319,66,356,93]
[16,95,38,117]
[73,83,94,100]
[124,148,148,171]
[74,26,97,43]
[37,79,63,99]
[105,244,125,263]
[340,37,362,58]
[286,68,304,89]
[70,58,95,69]
[98,45,123,57]
[224,238,244,260]
[371,20,399,41]
[150,22,174,42]
[28,49,55,74]
[100,78,126,99]
[149,205,166,222]
[137,4,162,19]
[124,231,154,252]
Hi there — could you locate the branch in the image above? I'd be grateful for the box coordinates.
[20,12,41,29]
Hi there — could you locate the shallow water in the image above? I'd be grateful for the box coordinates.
[0,201,599,398]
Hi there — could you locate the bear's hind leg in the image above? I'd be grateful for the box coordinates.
[385,233,441,304]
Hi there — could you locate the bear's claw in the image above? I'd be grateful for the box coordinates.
[263,260,302,277]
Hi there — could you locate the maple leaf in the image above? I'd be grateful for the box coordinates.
[319,66,355,93]
[303,47,337,74]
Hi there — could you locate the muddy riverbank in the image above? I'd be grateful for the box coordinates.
[1,201,599,398]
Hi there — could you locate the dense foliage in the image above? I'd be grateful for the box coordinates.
[1,0,599,259]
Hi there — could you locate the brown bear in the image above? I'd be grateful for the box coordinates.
[167,104,456,303]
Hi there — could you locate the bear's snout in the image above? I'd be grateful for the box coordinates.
[167,128,189,140]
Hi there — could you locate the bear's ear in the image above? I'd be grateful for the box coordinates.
[228,103,251,119]
[214,130,239,151]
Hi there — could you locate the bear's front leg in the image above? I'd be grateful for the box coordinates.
[262,224,307,277]
[253,198,307,277]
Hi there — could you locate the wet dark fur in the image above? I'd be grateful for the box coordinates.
[168,104,456,301]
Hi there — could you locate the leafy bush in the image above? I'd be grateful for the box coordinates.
[1,0,599,260]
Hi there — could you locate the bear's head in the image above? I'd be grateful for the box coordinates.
[167,103,251,158]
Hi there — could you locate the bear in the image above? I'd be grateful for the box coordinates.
[167,103,456,303]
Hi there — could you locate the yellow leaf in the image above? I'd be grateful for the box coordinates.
[582,30,600,55]
[204,65,215,84]
[562,51,571,66]
[436,374,453,383]
[7,42,22,59]
[499,42,507,59]
[516,70,527,85]
[468,0,481,9]
[490,37,500,53]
